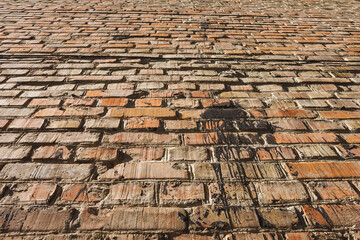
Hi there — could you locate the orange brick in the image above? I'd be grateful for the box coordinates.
[268,133,340,144]
[319,111,360,119]
[109,108,176,118]
[100,98,129,107]
[61,184,106,202]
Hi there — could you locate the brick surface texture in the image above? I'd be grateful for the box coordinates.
[0,0,359,238]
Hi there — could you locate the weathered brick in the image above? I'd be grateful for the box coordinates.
[79,207,186,231]
[256,147,296,160]
[255,182,308,205]
[34,107,104,117]
[209,182,254,205]
[185,133,262,145]
[8,118,45,129]
[109,108,176,118]
[46,119,81,129]
[28,98,61,106]
[20,132,100,144]
[122,147,164,161]
[267,133,340,144]
[103,132,180,145]
[0,108,35,117]
[0,146,31,160]
[193,163,241,180]
[341,134,360,143]
[243,163,285,179]
[0,133,21,143]
[32,146,72,160]
[307,120,345,131]
[319,111,360,119]
[167,146,208,161]
[9,183,57,204]
[99,162,188,180]
[286,162,360,179]
[84,118,120,129]
[165,120,197,131]
[285,232,343,240]
[159,182,205,205]
[63,98,95,106]
[76,147,118,162]
[61,184,106,202]
[296,145,337,159]
[107,182,154,204]
[302,205,360,228]
[225,233,281,240]
[0,163,93,181]
[257,207,299,228]
[307,181,359,201]
[0,119,9,128]
[124,118,160,130]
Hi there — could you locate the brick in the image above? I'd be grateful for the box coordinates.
[107,182,154,204]
[256,147,296,160]
[341,134,360,143]
[61,184,106,202]
[22,207,72,232]
[84,118,120,129]
[307,181,359,201]
[225,233,281,240]
[70,76,123,82]
[0,133,21,143]
[296,145,337,159]
[20,132,100,144]
[86,90,134,98]
[255,182,308,205]
[286,162,360,179]
[32,146,72,160]
[28,98,61,106]
[306,120,345,131]
[165,120,197,131]
[336,145,360,158]
[109,108,175,118]
[257,207,298,228]
[0,163,93,181]
[193,163,241,180]
[167,146,207,161]
[8,118,45,129]
[174,235,215,240]
[79,207,186,231]
[214,146,251,161]
[46,119,82,129]
[243,163,285,179]
[99,162,188,180]
[137,82,164,90]
[159,182,205,204]
[0,108,35,117]
[7,76,65,83]
[344,120,360,130]
[319,111,360,119]
[285,232,343,240]
[124,118,160,130]
[34,107,104,117]
[250,109,316,118]
[185,133,262,145]
[76,147,118,162]
[0,119,9,128]
[267,133,340,144]
[0,146,31,160]
[103,132,180,145]
[100,98,129,107]
[327,99,359,109]
[0,208,26,231]
[0,98,28,106]
[122,147,164,161]
[209,182,254,205]
[302,205,360,228]
[170,99,200,108]
[13,183,57,203]
[63,98,95,106]
[189,206,259,230]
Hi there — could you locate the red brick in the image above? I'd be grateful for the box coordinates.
[76,147,118,162]
[307,181,359,201]
[22,207,72,231]
[159,182,205,204]
[100,98,129,107]
[107,182,154,204]
[61,184,106,202]
[109,108,175,118]
[302,205,360,228]
[16,183,57,203]
[341,134,360,143]
[99,162,188,180]
[319,111,360,119]
[103,132,180,145]
[285,232,343,240]
[268,133,340,144]
[32,146,72,160]
[255,182,308,204]
[8,118,45,129]
[286,162,360,179]
[29,98,61,106]
[79,207,186,231]
[134,98,162,107]
[124,118,160,130]
[256,147,296,160]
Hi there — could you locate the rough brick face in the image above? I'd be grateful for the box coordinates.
[0,0,359,237]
